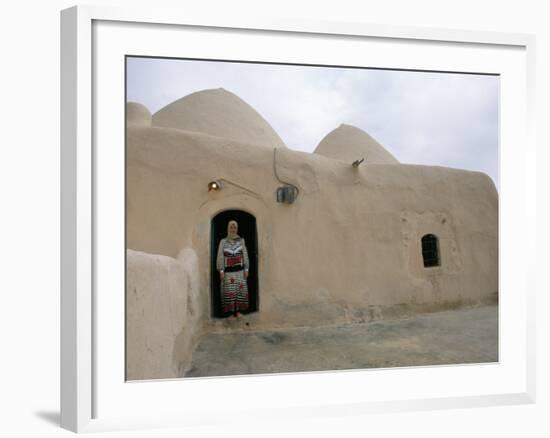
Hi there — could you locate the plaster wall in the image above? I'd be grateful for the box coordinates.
[126,124,498,331]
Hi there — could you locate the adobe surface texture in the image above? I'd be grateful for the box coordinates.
[184,304,498,377]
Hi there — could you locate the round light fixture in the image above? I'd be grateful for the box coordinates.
[208,180,222,192]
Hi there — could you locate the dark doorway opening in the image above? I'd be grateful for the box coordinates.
[211,210,259,318]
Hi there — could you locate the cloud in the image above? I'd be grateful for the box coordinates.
[126,57,499,188]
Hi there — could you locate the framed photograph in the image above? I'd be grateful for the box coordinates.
[61,5,536,433]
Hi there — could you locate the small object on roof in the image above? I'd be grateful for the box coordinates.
[352,158,365,167]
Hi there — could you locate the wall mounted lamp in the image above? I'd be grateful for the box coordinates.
[208,180,222,192]
[276,185,298,204]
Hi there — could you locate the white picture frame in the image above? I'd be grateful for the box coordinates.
[60,4,536,433]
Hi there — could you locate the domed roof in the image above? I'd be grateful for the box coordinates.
[152,88,286,149]
[127,102,152,126]
[314,124,399,164]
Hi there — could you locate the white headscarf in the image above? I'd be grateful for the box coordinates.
[227,220,240,240]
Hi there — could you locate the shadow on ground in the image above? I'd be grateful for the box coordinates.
[34,411,60,427]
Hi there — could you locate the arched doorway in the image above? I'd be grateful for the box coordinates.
[211,210,259,317]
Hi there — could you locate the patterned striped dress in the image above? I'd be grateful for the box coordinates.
[216,236,250,314]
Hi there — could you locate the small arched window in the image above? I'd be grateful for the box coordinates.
[421,234,440,267]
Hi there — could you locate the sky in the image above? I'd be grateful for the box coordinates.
[126,57,499,188]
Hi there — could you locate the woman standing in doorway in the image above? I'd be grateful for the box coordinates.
[216,220,250,317]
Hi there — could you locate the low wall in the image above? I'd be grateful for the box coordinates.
[126,248,203,380]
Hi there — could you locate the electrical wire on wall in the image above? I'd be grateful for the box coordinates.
[273,148,300,203]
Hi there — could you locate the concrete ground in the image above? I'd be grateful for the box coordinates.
[184,304,498,378]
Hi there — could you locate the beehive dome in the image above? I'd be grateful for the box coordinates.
[152,88,286,149]
[314,124,399,164]
[127,102,152,126]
